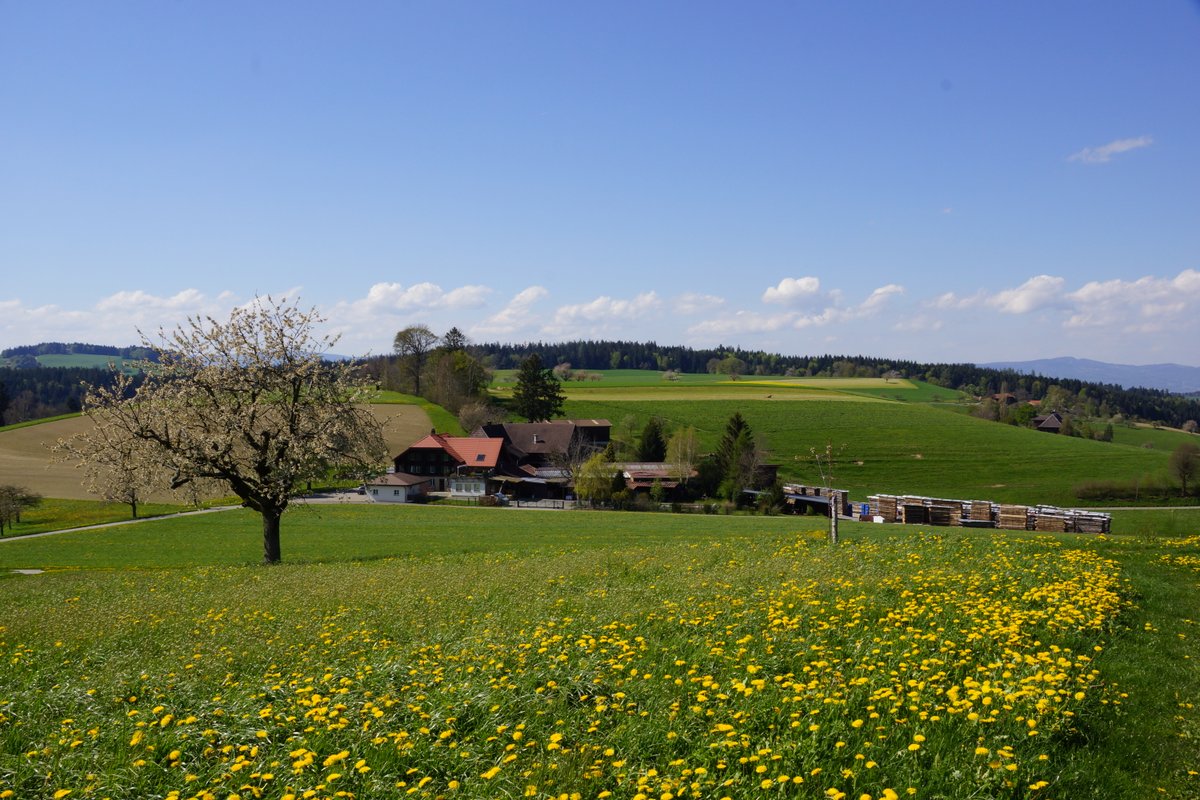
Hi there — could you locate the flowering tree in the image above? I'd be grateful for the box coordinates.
[59,298,387,563]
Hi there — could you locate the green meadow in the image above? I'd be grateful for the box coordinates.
[559,386,1171,507]
[2,505,1200,799]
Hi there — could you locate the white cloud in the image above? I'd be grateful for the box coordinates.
[1064,269,1200,330]
[1068,135,1153,164]
[95,288,207,312]
[352,281,491,314]
[987,275,1066,314]
[762,276,821,305]
[928,291,983,310]
[792,308,847,329]
[688,310,797,338]
[442,285,492,308]
[795,283,904,328]
[470,286,550,338]
[689,283,905,337]
[0,290,242,349]
[673,292,725,315]
[893,315,943,333]
[551,292,661,325]
[543,292,664,338]
[859,284,904,313]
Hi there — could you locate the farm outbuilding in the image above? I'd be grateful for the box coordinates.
[364,472,431,503]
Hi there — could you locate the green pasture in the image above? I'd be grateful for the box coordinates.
[490,370,966,403]
[0,504,809,570]
[1105,507,1200,537]
[1110,423,1200,452]
[17,353,143,371]
[0,497,189,538]
[1,507,1199,798]
[492,368,728,387]
[565,395,1174,506]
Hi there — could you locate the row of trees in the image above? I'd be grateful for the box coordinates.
[0,366,143,425]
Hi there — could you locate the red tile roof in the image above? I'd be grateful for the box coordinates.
[442,436,502,469]
[397,433,502,469]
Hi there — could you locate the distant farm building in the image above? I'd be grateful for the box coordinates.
[364,472,430,503]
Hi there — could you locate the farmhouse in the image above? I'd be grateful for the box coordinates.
[473,419,611,500]
[392,432,503,498]
[1031,411,1064,433]
[386,420,612,502]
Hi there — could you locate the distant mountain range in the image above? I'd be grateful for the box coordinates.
[979,357,1200,394]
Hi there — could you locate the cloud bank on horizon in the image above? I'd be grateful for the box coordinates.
[3,268,1198,366]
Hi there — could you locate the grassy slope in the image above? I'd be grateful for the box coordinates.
[562,385,1171,507]
[1111,423,1200,453]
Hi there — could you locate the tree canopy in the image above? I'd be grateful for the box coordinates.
[1170,442,1200,497]
[511,353,566,422]
[393,324,439,397]
[637,417,668,462]
[59,298,387,563]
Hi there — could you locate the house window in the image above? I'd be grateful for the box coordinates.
[370,488,377,496]
[394,489,400,496]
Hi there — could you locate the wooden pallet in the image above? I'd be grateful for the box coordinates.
[997,504,1030,530]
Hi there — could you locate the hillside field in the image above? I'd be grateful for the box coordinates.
[0,353,143,371]
[0,402,434,502]
[557,384,1174,507]
[1,505,1199,798]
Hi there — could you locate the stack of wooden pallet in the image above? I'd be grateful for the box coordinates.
[997,504,1031,530]
[875,495,899,522]
[927,503,955,526]
[969,501,994,524]
[1033,507,1068,532]
[1068,511,1112,534]
[861,494,1109,534]
[900,500,928,525]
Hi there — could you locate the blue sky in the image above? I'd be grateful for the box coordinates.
[3,2,1199,365]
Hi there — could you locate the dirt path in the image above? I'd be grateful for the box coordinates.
[0,505,242,543]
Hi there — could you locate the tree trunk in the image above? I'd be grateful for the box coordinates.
[829,492,840,544]
[130,499,138,519]
[262,510,283,564]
